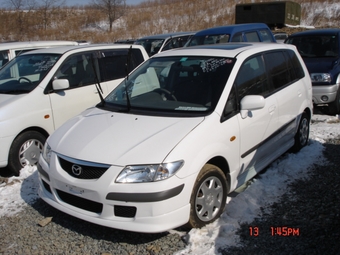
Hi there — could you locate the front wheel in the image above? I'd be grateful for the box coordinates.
[8,131,46,176]
[186,164,228,229]
[291,112,310,152]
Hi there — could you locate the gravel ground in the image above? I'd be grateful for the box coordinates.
[1,124,340,255]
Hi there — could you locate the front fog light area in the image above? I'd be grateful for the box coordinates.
[42,142,52,165]
[116,160,184,183]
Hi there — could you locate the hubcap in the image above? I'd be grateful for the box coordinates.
[195,176,224,222]
[299,118,309,146]
[19,139,44,167]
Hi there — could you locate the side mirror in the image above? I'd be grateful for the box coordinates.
[52,79,70,91]
[240,95,265,119]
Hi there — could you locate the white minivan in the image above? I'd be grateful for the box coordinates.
[0,41,86,68]
[38,43,312,233]
[0,44,148,175]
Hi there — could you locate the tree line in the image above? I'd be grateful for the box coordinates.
[0,0,127,42]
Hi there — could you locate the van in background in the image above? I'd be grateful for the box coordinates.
[0,41,88,68]
[134,32,194,56]
[185,23,276,46]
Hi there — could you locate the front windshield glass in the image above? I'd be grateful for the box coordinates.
[0,54,61,94]
[134,39,165,56]
[286,35,339,57]
[186,34,230,46]
[102,56,236,117]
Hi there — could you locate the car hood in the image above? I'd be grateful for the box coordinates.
[303,57,338,73]
[49,107,204,166]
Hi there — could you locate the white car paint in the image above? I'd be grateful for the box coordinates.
[38,43,313,233]
[0,44,149,172]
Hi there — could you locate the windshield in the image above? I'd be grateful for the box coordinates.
[0,53,61,94]
[134,39,165,56]
[186,34,230,46]
[286,35,339,57]
[101,56,235,117]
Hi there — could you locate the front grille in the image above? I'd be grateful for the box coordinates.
[56,189,103,213]
[58,156,109,179]
[114,205,137,218]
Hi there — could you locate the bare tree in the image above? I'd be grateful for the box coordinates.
[92,0,126,32]
[6,0,37,39]
[37,0,66,30]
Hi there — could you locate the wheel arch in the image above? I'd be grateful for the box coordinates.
[15,126,50,141]
[206,156,231,193]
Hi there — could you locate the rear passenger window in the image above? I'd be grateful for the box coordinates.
[231,33,243,42]
[285,50,305,81]
[264,51,291,90]
[0,50,9,67]
[235,55,270,99]
[162,35,191,51]
[99,49,144,82]
[245,31,260,42]
[259,29,274,42]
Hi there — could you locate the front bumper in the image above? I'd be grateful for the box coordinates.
[312,84,339,104]
[37,155,193,233]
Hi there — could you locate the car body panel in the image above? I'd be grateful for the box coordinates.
[0,44,149,169]
[38,43,312,233]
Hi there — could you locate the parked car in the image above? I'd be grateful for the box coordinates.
[185,23,276,47]
[274,32,288,43]
[38,43,312,233]
[114,39,136,44]
[285,28,340,114]
[0,44,148,175]
[0,40,87,68]
[134,32,194,56]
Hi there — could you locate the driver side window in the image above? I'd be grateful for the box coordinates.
[54,53,95,88]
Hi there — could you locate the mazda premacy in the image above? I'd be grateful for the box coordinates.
[38,43,312,233]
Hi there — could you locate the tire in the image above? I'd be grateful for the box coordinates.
[328,89,340,115]
[291,112,310,152]
[8,131,46,176]
[186,164,228,229]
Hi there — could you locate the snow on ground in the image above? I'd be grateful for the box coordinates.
[0,114,339,254]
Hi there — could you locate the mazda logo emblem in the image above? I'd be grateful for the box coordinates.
[72,164,82,176]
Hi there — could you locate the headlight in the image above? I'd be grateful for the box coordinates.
[116,160,184,183]
[42,142,52,165]
[310,73,331,83]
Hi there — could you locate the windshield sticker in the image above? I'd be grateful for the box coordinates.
[34,60,56,72]
[180,57,188,62]
[201,58,232,72]
[175,106,208,111]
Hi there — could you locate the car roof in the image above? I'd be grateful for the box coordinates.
[152,43,296,58]
[0,40,80,50]
[193,23,270,36]
[287,28,340,37]
[19,44,146,55]
[136,32,195,40]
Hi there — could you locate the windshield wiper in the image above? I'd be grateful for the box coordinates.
[90,53,105,107]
